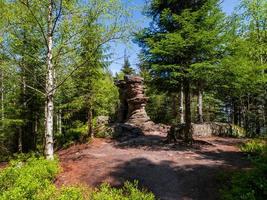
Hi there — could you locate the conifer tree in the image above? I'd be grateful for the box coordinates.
[136,0,225,142]
[121,50,135,75]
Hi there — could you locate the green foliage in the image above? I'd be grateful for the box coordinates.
[57,186,88,200]
[0,156,155,200]
[220,139,267,200]
[0,0,126,157]
[135,0,267,138]
[94,127,113,139]
[92,181,155,200]
[221,170,267,200]
[55,71,119,147]
[0,156,59,200]
[136,0,225,90]
[240,139,267,155]
[121,56,135,76]
[146,91,176,124]
[231,125,246,138]
[55,121,88,149]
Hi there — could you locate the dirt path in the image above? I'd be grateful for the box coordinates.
[56,136,249,200]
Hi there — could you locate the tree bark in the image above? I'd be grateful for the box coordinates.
[197,87,203,123]
[45,0,54,160]
[180,85,185,124]
[233,101,238,125]
[34,113,38,150]
[57,109,62,135]
[1,70,4,130]
[184,79,192,143]
[172,94,178,121]
[18,128,22,153]
[87,106,93,138]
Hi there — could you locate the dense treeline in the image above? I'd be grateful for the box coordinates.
[136,0,266,139]
[0,0,266,160]
[0,0,126,159]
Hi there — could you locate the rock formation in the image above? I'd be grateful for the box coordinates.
[115,75,169,136]
[192,122,245,137]
[168,122,246,141]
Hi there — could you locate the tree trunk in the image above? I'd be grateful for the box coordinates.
[57,109,62,135]
[233,101,238,125]
[45,0,54,160]
[18,128,22,153]
[197,87,203,123]
[180,85,185,124]
[1,70,3,130]
[238,106,242,126]
[34,113,38,150]
[172,94,178,122]
[255,116,261,135]
[184,79,192,143]
[87,106,93,138]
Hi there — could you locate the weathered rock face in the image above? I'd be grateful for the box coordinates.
[116,76,150,123]
[115,75,169,136]
[168,122,246,140]
[192,123,246,137]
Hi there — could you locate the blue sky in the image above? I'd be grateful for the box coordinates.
[109,0,240,74]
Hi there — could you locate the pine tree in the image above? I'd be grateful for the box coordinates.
[136,0,225,142]
[121,50,135,75]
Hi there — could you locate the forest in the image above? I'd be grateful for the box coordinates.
[0,0,266,200]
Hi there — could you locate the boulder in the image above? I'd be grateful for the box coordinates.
[168,122,246,140]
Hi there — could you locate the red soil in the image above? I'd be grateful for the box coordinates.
[0,162,7,170]
[56,136,249,200]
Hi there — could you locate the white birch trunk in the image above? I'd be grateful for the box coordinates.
[45,0,54,160]
[180,85,185,124]
[197,89,203,123]
[57,109,62,135]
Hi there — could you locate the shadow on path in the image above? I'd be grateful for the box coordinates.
[56,136,250,200]
[114,135,215,152]
[107,156,245,200]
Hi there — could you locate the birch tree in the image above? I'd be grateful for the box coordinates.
[1,0,129,159]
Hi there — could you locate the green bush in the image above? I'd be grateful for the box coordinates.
[0,156,59,200]
[231,125,246,138]
[57,186,89,200]
[92,181,155,200]
[220,139,267,200]
[0,156,155,200]
[240,139,267,155]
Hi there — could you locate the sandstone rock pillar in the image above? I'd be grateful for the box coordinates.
[116,75,150,124]
[115,75,170,136]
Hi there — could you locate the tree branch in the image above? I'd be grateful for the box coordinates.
[18,0,48,49]
[51,0,63,35]
[0,66,45,96]
[51,35,122,93]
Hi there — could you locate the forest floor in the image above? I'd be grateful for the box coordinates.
[0,162,7,170]
[56,135,250,200]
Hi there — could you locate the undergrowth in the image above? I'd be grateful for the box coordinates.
[0,155,155,200]
[219,138,267,200]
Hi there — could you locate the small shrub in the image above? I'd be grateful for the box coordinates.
[0,155,155,200]
[0,156,59,200]
[231,125,246,138]
[92,181,155,200]
[240,139,267,155]
[220,139,267,200]
[57,186,90,200]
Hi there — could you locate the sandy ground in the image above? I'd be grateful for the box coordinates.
[56,135,250,200]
